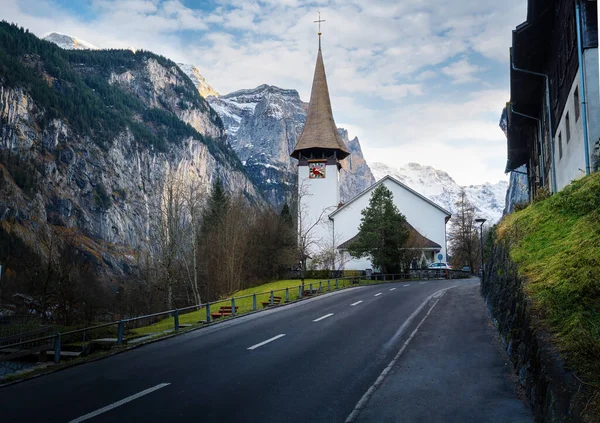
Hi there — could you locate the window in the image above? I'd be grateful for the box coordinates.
[566,112,570,143]
[558,132,563,159]
[574,86,580,121]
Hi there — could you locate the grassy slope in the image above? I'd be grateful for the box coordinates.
[130,279,329,336]
[498,172,600,386]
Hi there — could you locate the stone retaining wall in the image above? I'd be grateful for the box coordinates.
[481,235,592,422]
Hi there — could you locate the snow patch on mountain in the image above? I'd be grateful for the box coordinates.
[370,162,507,224]
[176,63,219,98]
[42,32,97,50]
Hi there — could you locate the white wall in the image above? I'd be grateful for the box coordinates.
[553,53,598,191]
[585,48,600,171]
[331,178,449,271]
[298,162,339,257]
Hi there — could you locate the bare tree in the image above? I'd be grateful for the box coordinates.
[448,191,479,272]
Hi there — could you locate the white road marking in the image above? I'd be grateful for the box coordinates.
[345,287,454,423]
[374,293,382,297]
[403,284,410,287]
[69,383,170,423]
[389,288,396,291]
[313,313,334,322]
[350,300,363,306]
[247,334,286,350]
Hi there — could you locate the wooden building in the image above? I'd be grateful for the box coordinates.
[507,0,598,197]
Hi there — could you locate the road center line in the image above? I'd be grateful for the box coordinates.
[313,313,334,322]
[350,300,363,306]
[69,383,170,423]
[247,334,286,350]
[374,293,382,297]
[403,284,410,287]
[389,288,396,291]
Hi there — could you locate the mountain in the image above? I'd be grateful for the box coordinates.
[42,32,97,50]
[207,84,375,209]
[1,23,260,272]
[41,33,219,101]
[499,107,529,214]
[176,63,219,98]
[370,162,507,224]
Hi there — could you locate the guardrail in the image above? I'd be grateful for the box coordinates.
[0,271,471,366]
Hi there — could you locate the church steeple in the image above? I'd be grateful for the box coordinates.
[290,35,350,161]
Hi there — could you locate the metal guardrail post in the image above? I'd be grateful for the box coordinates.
[327,279,331,291]
[285,287,289,302]
[231,298,236,316]
[117,320,124,345]
[252,294,257,311]
[206,304,211,323]
[54,333,61,364]
[298,285,302,298]
[335,279,338,289]
[174,309,179,331]
[270,290,274,305]
[309,283,313,295]
[319,281,322,292]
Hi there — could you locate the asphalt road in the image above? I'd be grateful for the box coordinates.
[0,278,529,422]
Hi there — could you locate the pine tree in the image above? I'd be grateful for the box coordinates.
[202,177,229,233]
[347,185,409,273]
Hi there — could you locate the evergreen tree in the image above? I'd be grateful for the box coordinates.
[347,185,409,273]
[202,177,229,233]
[280,202,292,225]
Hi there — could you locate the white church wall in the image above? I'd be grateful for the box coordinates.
[298,163,340,256]
[331,177,449,271]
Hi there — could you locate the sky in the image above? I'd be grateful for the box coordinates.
[2,0,527,186]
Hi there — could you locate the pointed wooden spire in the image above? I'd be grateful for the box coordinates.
[290,36,350,160]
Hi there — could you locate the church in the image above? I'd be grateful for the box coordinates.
[290,31,451,272]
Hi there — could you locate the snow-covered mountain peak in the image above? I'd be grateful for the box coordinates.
[370,161,507,224]
[176,63,219,98]
[42,32,97,50]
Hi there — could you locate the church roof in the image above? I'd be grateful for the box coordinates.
[337,222,442,250]
[329,175,452,220]
[290,40,350,160]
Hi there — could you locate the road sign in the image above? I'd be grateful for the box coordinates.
[437,254,443,261]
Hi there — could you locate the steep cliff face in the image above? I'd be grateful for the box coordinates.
[503,165,529,214]
[177,63,219,98]
[207,85,375,208]
[339,128,375,202]
[0,24,261,272]
[499,107,530,214]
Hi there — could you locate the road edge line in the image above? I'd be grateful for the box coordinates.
[345,286,455,423]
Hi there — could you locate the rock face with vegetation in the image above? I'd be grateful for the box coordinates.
[482,172,600,422]
[207,85,375,209]
[0,23,261,271]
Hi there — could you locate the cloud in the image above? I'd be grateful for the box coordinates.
[441,58,486,84]
[1,0,527,185]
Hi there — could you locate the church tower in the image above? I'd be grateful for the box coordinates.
[291,31,350,254]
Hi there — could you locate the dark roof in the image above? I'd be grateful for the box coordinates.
[337,222,441,251]
[290,39,350,160]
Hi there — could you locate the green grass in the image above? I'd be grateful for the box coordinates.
[129,279,331,336]
[498,172,600,388]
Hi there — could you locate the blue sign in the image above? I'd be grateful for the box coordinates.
[437,254,443,261]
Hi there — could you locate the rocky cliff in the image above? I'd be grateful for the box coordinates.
[499,107,530,214]
[0,24,261,272]
[207,85,375,209]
